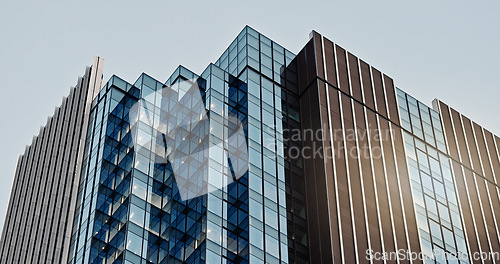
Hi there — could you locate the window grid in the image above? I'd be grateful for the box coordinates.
[397,89,470,264]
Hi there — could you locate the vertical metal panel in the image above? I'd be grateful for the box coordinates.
[89,57,104,101]
[383,75,400,126]
[325,86,344,264]
[323,38,338,88]
[296,45,309,94]
[371,68,387,119]
[464,169,493,260]
[476,178,500,254]
[344,96,370,264]
[1,145,30,262]
[311,82,336,264]
[62,61,100,264]
[46,87,77,262]
[335,45,350,96]
[462,116,483,175]
[62,68,93,264]
[300,81,336,264]
[379,118,410,263]
[14,134,42,261]
[339,94,361,263]
[27,114,57,262]
[495,136,500,177]
[438,101,460,161]
[473,123,495,182]
[57,83,86,264]
[486,183,500,245]
[367,110,397,264]
[311,31,324,80]
[353,101,376,264]
[11,123,47,264]
[452,161,481,260]
[484,130,500,183]
[0,155,23,259]
[305,39,317,90]
[35,104,64,262]
[360,60,375,111]
[42,97,70,262]
[450,108,471,167]
[347,53,363,103]
[355,103,385,264]
[334,93,356,263]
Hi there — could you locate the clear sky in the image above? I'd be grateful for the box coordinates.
[0,0,499,229]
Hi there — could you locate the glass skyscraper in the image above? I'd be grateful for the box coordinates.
[2,26,500,264]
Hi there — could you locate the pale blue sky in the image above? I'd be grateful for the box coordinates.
[0,0,499,229]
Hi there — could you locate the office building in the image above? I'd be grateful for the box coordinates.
[1,26,499,264]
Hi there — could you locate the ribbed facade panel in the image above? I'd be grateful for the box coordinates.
[436,100,500,263]
[0,58,103,264]
[295,31,422,264]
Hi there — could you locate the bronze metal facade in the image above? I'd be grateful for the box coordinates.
[292,31,500,263]
[293,32,422,264]
[436,100,500,264]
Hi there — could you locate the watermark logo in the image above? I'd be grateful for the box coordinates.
[269,126,390,161]
[129,78,248,201]
[366,249,500,262]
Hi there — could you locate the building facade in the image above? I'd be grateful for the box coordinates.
[1,26,500,264]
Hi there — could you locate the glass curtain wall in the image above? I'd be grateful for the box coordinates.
[397,88,469,264]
